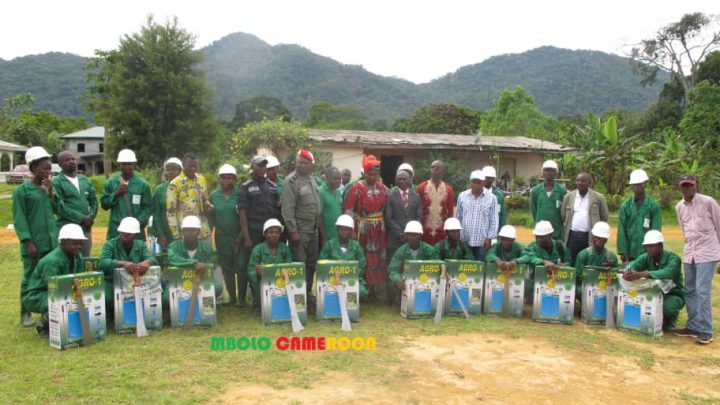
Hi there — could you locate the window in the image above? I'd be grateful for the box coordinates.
[77,143,85,153]
[99,143,104,152]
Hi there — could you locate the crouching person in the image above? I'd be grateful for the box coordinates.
[168,216,220,301]
[387,221,439,304]
[485,225,525,270]
[248,219,293,312]
[319,214,368,300]
[434,218,475,260]
[518,221,571,273]
[23,224,86,337]
[574,222,617,301]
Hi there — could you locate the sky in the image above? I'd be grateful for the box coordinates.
[0,0,716,83]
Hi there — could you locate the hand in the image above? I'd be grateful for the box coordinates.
[24,240,37,258]
[497,261,507,271]
[508,260,518,270]
[483,238,491,250]
[623,271,645,281]
[255,264,263,276]
[81,215,93,229]
[244,238,254,249]
[41,178,53,193]
[115,182,128,197]
[138,262,150,275]
[290,232,301,245]
[193,262,209,271]
[395,279,406,290]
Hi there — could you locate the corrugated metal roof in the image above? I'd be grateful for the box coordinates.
[62,126,105,139]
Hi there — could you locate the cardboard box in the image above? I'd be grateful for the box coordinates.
[443,260,484,316]
[261,262,307,326]
[167,266,216,328]
[47,272,107,350]
[617,286,664,337]
[483,262,525,317]
[316,260,360,322]
[400,260,444,319]
[532,266,576,324]
[581,267,619,325]
[113,266,163,333]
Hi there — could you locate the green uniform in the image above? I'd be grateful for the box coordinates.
[281,170,321,288]
[209,186,244,304]
[151,181,172,241]
[626,250,686,327]
[247,242,293,293]
[491,186,507,228]
[518,239,571,266]
[530,182,567,239]
[388,242,440,283]
[574,246,618,299]
[167,239,221,295]
[318,183,343,241]
[12,180,59,316]
[434,239,475,260]
[52,173,97,228]
[100,174,152,241]
[272,176,284,196]
[617,195,661,260]
[485,241,525,263]
[23,247,84,314]
[99,237,158,310]
[319,238,368,298]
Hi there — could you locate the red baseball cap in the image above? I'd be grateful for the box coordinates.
[678,174,697,186]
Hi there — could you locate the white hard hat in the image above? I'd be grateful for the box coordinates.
[335,214,355,229]
[117,149,137,163]
[263,218,284,233]
[58,224,87,241]
[164,157,183,170]
[642,230,664,245]
[266,156,280,169]
[469,170,485,181]
[404,220,424,234]
[482,166,497,179]
[398,163,414,176]
[181,215,202,230]
[628,169,649,185]
[218,164,237,176]
[444,217,462,231]
[25,146,52,165]
[498,225,517,239]
[117,217,141,234]
[542,160,558,170]
[533,220,554,236]
[591,221,611,239]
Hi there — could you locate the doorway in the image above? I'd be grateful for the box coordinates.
[380,155,404,188]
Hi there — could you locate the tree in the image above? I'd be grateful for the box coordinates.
[630,12,720,94]
[86,16,220,165]
[229,95,292,130]
[478,86,559,139]
[230,118,312,174]
[392,103,480,135]
[304,102,370,130]
[678,81,720,178]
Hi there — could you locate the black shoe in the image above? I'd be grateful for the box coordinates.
[252,304,260,313]
[673,327,699,338]
[695,334,714,345]
[35,322,49,338]
[235,301,246,308]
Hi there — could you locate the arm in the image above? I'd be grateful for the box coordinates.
[426,243,440,260]
[530,187,537,221]
[617,203,628,257]
[87,179,98,218]
[598,193,609,222]
[247,245,261,284]
[711,198,720,247]
[445,186,455,217]
[485,244,500,263]
[11,187,31,244]
[651,200,662,230]
[648,254,682,281]
[280,180,298,233]
[53,177,85,224]
[137,182,152,228]
[99,240,122,279]
[487,197,499,239]
[384,196,403,237]
[100,178,117,210]
[387,247,404,283]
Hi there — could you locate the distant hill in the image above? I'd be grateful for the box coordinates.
[0,34,668,122]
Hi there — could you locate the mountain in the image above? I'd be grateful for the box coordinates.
[0,34,668,122]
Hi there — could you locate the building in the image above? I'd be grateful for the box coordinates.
[62,127,105,175]
[0,139,28,171]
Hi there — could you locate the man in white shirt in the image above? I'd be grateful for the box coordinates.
[560,172,609,265]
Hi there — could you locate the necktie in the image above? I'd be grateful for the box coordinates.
[402,190,408,209]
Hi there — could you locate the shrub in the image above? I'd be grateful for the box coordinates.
[514,176,527,188]
[505,195,529,210]
[659,188,679,210]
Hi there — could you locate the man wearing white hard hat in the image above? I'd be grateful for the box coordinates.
[434,218,474,260]
[623,230,685,332]
[99,217,158,311]
[518,220,571,272]
[265,155,283,195]
[456,170,499,261]
[560,172,609,265]
[617,169,661,264]
[486,225,525,271]
[247,219,293,311]
[166,152,213,242]
[387,221,439,302]
[482,166,507,228]
[100,149,152,242]
[530,160,567,240]
[151,157,183,250]
[23,224,86,337]
[209,164,244,307]
[319,214,368,299]
[574,221,618,300]
[168,215,222,297]
[12,146,58,327]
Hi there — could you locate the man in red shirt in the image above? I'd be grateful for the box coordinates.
[416,160,455,245]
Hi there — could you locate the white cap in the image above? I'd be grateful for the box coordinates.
[25,146,52,165]
[533,220,554,236]
[117,217,141,234]
[444,217,462,231]
[218,164,237,176]
[470,170,485,181]
[482,166,497,179]
[591,221,611,239]
[58,224,87,241]
[181,215,202,229]
[404,220,424,234]
[164,157,183,170]
[498,225,517,239]
[335,214,355,229]
[263,218,284,233]
[266,156,280,169]
[398,163,414,176]
[629,169,649,185]
[642,230,664,245]
[117,149,137,163]
[542,160,558,170]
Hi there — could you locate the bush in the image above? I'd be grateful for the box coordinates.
[508,210,532,227]
[659,188,679,210]
[89,175,106,194]
[606,194,625,212]
[514,176,526,188]
[505,195,529,210]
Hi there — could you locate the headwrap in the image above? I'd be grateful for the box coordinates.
[362,154,381,172]
[297,149,315,163]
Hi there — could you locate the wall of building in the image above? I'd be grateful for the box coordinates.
[64,139,103,156]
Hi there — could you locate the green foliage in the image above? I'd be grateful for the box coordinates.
[412,152,473,199]
[85,16,221,166]
[606,194,625,212]
[228,95,292,131]
[514,176,527,188]
[89,175,107,194]
[478,86,560,139]
[231,118,312,175]
[392,103,480,135]
[304,102,371,130]
[505,195,529,210]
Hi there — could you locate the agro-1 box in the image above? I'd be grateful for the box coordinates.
[581,267,619,325]
[316,260,359,322]
[443,260,484,316]
[113,266,163,333]
[167,266,216,328]
[47,272,106,350]
[532,266,576,324]
[483,262,525,317]
[261,262,307,326]
[400,260,444,319]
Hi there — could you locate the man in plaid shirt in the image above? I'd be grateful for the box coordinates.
[455,170,499,261]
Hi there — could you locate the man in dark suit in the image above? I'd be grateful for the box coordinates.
[385,169,423,263]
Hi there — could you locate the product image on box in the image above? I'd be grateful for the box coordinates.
[617,283,664,337]
[113,266,163,334]
[261,263,307,327]
[167,267,216,328]
[443,260,484,316]
[47,272,106,350]
[400,260,444,319]
[581,266,619,325]
[483,263,525,317]
[316,260,359,323]
[83,257,100,273]
[532,266,576,324]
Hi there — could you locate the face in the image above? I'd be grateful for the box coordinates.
[182,228,200,243]
[295,156,313,175]
[120,162,134,177]
[483,176,495,189]
[470,179,483,194]
[632,182,646,196]
[591,235,606,251]
[165,165,181,182]
[61,239,84,256]
[184,159,198,177]
[430,161,445,181]
[32,159,52,181]
[644,242,662,258]
[342,171,351,183]
[406,233,422,247]
[680,182,697,199]
[535,234,551,249]
[445,229,460,242]
[264,227,281,243]
[395,172,410,190]
[326,172,341,190]
[266,167,278,181]
[252,162,267,178]
[220,174,235,190]
[542,168,556,181]
[575,174,590,194]
[59,153,77,173]
[119,232,136,246]
[499,236,514,251]
[365,168,379,184]
[337,226,353,240]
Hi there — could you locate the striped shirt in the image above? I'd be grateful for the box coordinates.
[455,189,499,246]
[676,193,720,263]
